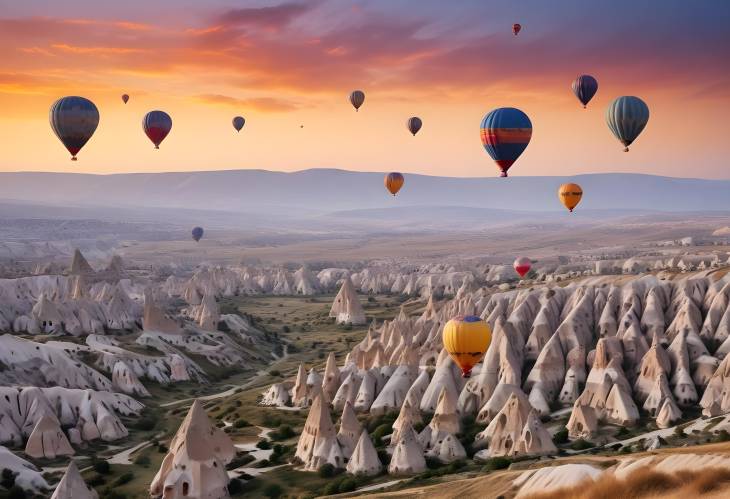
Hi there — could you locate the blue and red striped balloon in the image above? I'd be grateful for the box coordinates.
[143,110,172,149]
[479,108,532,177]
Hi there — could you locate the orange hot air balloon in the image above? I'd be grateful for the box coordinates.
[443,315,492,378]
[384,172,404,196]
[559,183,583,212]
[513,256,531,278]
[512,23,522,35]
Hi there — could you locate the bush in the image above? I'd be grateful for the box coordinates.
[262,483,283,498]
[133,454,151,466]
[268,370,281,377]
[113,472,134,486]
[7,486,26,499]
[228,478,244,494]
[234,418,251,428]
[88,474,106,487]
[553,427,569,444]
[271,424,295,440]
[1,468,16,489]
[318,463,336,478]
[338,478,357,493]
[93,460,111,475]
[482,457,511,471]
[571,438,594,450]
[716,430,730,442]
[372,423,393,440]
[256,439,272,450]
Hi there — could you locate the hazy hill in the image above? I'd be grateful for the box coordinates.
[1,169,729,214]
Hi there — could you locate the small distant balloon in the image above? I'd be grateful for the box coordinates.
[143,110,172,149]
[300,125,304,128]
[572,75,598,108]
[192,226,204,242]
[480,107,532,177]
[513,257,532,278]
[121,94,129,104]
[49,96,99,161]
[559,183,583,212]
[512,23,521,35]
[232,116,245,132]
[406,117,422,136]
[443,315,492,378]
[349,90,365,111]
[606,96,649,152]
[384,172,404,196]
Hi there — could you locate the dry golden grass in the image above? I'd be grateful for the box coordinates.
[526,466,730,499]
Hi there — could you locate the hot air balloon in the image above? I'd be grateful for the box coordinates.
[191,227,204,242]
[513,257,532,278]
[384,172,404,196]
[49,96,99,161]
[406,117,422,136]
[572,75,598,108]
[143,110,172,149]
[559,183,583,212]
[606,96,649,151]
[480,107,532,177]
[232,116,245,132]
[350,90,365,111]
[443,315,491,378]
[512,23,521,35]
[121,94,129,104]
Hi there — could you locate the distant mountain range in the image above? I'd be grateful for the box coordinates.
[0,169,729,217]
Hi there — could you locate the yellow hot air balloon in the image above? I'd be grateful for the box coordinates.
[559,183,583,212]
[443,315,491,378]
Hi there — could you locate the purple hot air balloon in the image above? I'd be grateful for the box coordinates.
[572,75,598,108]
[406,117,422,136]
[191,226,204,242]
[49,96,99,161]
[232,116,245,132]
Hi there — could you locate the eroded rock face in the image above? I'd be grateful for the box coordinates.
[150,399,235,499]
[51,461,98,499]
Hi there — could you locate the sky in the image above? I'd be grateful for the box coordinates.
[0,0,728,178]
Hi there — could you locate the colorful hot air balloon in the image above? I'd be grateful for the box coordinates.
[121,94,129,104]
[512,23,521,35]
[192,227,204,242]
[406,117,422,136]
[143,110,172,149]
[350,90,365,111]
[572,75,598,108]
[606,96,649,152]
[480,107,532,177]
[513,257,532,278]
[443,315,492,378]
[232,116,245,132]
[49,96,99,161]
[384,172,404,196]
[559,183,583,212]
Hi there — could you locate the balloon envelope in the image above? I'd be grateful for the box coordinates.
[513,23,521,35]
[513,257,532,278]
[480,107,532,177]
[191,227,204,242]
[121,94,129,104]
[143,110,172,149]
[232,116,245,132]
[384,172,404,196]
[350,90,365,111]
[559,183,583,212]
[443,316,491,378]
[572,75,598,108]
[49,96,99,161]
[406,117,422,136]
[606,96,649,151]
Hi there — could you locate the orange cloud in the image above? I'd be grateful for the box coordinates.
[195,94,300,112]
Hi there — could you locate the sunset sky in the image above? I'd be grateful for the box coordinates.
[0,0,728,178]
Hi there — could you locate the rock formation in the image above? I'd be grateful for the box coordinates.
[329,276,366,325]
[51,460,98,499]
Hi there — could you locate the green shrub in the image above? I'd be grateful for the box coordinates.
[93,460,111,475]
[570,438,594,450]
[271,424,295,440]
[318,463,336,478]
[263,483,283,498]
[113,472,134,486]
[228,478,244,494]
[338,478,357,493]
[482,457,511,471]
[7,486,26,499]
[133,454,151,466]
[256,439,272,450]
[234,418,251,428]
[553,427,569,444]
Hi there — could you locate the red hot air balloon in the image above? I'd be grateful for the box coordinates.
[143,110,172,149]
[121,94,129,104]
[512,23,522,36]
[513,257,532,278]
